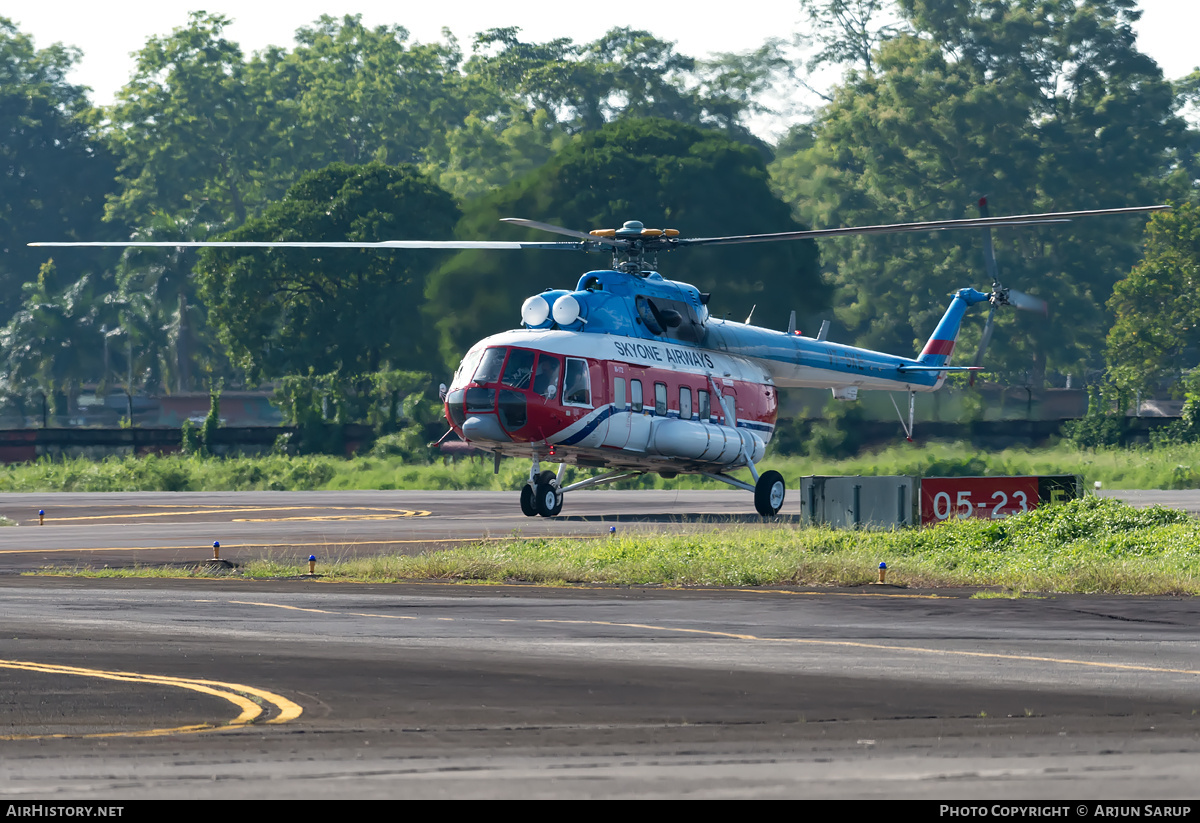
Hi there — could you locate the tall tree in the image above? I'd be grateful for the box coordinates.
[0,263,126,415]
[772,0,1189,385]
[798,0,900,75]
[105,12,268,230]
[114,212,235,392]
[1106,203,1200,396]
[461,27,778,141]
[0,17,118,319]
[426,118,826,369]
[256,15,469,169]
[195,163,460,381]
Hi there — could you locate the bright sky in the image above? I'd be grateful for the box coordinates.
[7,0,1199,137]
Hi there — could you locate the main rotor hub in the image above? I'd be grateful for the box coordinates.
[585,220,679,274]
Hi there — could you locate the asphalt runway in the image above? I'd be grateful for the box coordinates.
[0,489,810,571]
[1,489,1199,799]
[0,488,1187,571]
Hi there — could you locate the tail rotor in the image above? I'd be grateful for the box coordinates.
[970,197,1049,385]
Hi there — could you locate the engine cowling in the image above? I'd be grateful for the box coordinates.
[521,289,569,329]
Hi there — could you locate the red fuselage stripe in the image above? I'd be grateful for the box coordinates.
[449,353,778,444]
[920,339,955,356]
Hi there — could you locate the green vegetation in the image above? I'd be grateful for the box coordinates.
[2,3,1197,421]
[10,440,1200,492]
[196,163,461,380]
[44,498,1200,595]
[0,453,338,492]
[1107,204,1200,396]
[771,0,1194,388]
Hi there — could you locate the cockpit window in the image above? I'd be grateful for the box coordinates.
[533,355,561,399]
[501,349,536,389]
[473,347,506,384]
[456,348,483,385]
[563,358,591,406]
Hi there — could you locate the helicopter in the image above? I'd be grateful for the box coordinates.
[31,202,1167,517]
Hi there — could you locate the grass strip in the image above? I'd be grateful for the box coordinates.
[40,497,1200,595]
[9,441,1200,492]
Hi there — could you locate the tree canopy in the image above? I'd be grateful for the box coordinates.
[772,0,1192,384]
[0,18,119,319]
[195,163,460,382]
[0,5,1197,424]
[1106,203,1200,396]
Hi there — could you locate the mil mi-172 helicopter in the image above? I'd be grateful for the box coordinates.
[32,201,1167,517]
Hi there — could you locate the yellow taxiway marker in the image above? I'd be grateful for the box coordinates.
[0,658,303,740]
[24,506,430,524]
[0,537,499,555]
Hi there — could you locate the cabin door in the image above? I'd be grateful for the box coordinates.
[601,363,630,450]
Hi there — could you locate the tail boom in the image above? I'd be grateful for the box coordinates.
[918,288,990,367]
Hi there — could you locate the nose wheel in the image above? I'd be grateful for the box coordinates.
[520,469,563,517]
[519,484,538,517]
[535,480,563,517]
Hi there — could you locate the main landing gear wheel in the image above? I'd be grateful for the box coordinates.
[520,485,537,517]
[755,470,785,517]
[535,480,563,517]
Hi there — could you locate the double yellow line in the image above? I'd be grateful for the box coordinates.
[0,658,303,740]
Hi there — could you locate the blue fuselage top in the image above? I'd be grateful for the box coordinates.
[519,269,986,392]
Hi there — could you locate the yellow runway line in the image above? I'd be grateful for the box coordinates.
[0,537,508,555]
[222,597,1200,677]
[0,658,302,739]
[24,506,430,524]
[230,599,417,620]
[534,618,1200,677]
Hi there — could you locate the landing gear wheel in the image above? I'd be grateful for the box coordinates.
[754,470,785,517]
[520,485,537,517]
[535,481,562,517]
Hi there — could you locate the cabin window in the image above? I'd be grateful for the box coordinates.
[631,379,643,412]
[474,347,506,384]
[654,382,667,416]
[613,378,626,408]
[564,358,591,406]
[679,387,692,420]
[501,349,535,389]
[698,390,710,421]
[532,354,561,399]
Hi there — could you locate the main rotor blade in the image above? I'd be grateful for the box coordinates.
[977,198,1001,289]
[28,240,583,250]
[970,304,998,387]
[676,205,1169,248]
[32,205,1168,253]
[500,217,623,247]
[973,306,997,370]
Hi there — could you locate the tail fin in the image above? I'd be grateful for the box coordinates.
[918,288,990,366]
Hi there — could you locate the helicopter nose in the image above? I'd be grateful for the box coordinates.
[461,415,511,443]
